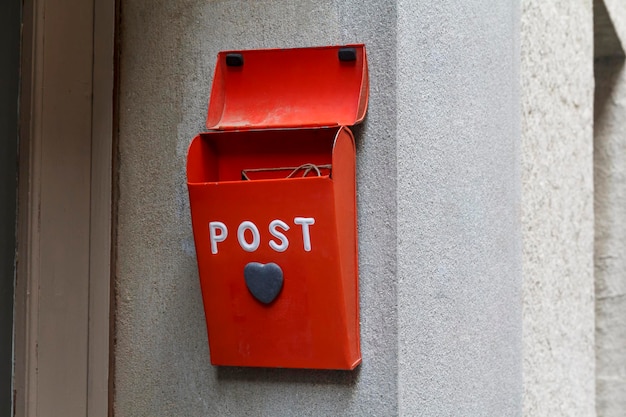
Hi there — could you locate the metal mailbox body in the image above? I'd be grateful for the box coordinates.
[186,45,368,370]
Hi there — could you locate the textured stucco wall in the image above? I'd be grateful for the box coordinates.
[115,2,399,416]
[595,58,626,417]
[594,4,626,415]
[396,2,522,415]
[521,1,596,416]
[115,1,522,415]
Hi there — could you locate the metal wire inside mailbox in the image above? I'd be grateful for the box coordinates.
[241,163,332,181]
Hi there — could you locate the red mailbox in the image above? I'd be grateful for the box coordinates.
[186,44,368,370]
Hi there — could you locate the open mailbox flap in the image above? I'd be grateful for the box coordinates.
[206,44,369,130]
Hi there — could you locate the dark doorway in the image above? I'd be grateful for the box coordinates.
[0,0,21,414]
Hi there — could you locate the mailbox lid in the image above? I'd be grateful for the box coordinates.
[206,44,368,130]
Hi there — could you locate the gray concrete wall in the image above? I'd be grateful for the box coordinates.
[115,1,522,415]
[595,57,626,417]
[594,4,626,415]
[521,1,596,416]
[396,1,522,415]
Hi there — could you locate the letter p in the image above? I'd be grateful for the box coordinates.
[209,221,228,254]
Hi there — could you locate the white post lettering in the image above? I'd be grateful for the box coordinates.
[294,217,315,252]
[269,219,290,252]
[237,221,260,252]
[208,221,228,254]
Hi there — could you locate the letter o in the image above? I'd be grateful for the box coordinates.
[237,221,260,252]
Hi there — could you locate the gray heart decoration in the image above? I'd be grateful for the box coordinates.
[244,262,284,304]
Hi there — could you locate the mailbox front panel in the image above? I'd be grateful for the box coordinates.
[187,127,360,369]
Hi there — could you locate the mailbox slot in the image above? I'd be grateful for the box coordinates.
[187,128,336,184]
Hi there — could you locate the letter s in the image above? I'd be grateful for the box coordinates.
[269,220,290,252]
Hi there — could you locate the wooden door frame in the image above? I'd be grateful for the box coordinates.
[0,1,21,415]
[14,0,115,415]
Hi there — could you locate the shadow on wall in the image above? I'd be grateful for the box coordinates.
[217,365,360,386]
